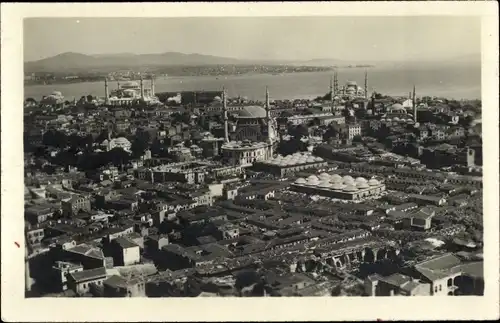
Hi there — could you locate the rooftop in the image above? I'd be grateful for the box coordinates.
[69,267,107,283]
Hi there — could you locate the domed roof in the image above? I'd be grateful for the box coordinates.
[236,106,267,118]
[318,181,332,188]
[342,175,354,183]
[307,175,319,180]
[295,178,307,184]
[314,157,324,162]
[393,117,401,121]
[318,172,330,179]
[121,81,140,88]
[355,177,367,183]
[356,182,370,189]
[112,137,131,145]
[306,178,319,186]
[331,182,345,190]
[343,184,358,192]
[368,179,380,186]
[330,174,342,182]
[346,81,358,86]
[391,103,406,112]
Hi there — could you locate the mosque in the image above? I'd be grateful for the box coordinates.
[221,87,278,167]
[379,86,418,125]
[104,76,161,106]
[333,70,369,101]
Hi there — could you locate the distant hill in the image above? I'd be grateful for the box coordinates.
[24,52,251,73]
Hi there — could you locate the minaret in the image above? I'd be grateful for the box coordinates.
[107,128,112,151]
[104,78,110,104]
[223,87,229,143]
[265,86,273,158]
[330,75,335,110]
[117,81,120,90]
[140,77,145,99]
[150,75,155,97]
[364,70,368,100]
[333,70,339,97]
[412,85,417,123]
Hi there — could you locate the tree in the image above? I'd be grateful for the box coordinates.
[25,97,37,105]
[86,95,94,103]
[130,136,148,158]
[288,124,309,139]
[352,135,363,143]
[106,147,130,168]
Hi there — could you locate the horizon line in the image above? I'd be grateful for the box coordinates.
[24,50,482,64]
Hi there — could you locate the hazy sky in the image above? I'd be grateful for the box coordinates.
[24,16,481,62]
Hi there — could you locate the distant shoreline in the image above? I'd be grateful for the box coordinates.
[24,66,375,87]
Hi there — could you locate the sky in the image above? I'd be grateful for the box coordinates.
[24,16,481,62]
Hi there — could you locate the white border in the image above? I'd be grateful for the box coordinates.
[2,2,499,322]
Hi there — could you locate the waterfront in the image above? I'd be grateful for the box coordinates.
[24,64,481,101]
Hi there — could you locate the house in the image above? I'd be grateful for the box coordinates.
[268,273,316,296]
[60,243,106,269]
[103,275,146,297]
[67,267,107,296]
[25,204,55,225]
[408,193,447,206]
[403,207,436,231]
[107,236,141,266]
[410,253,464,296]
[365,273,431,296]
[61,195,91,217]
[52,261,84,292]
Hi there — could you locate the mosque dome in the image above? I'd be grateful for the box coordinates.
[236,106,267,118]
[121,81,140,88]
[112,137,131,145]
[318,181,332,188]
[314,157,324,162]
[393,117,401,122]
[295,178,307,185]
[306,178,319,186]
[355,177,367,183]
[307,175,319,181]
[331,182,345,190]
[342,175,354,184]
[330,174,343,183]
[390,103,406,112]
[356,182,370,189]
[343,184,358,192]
[318,173,330,179]
[368,179,380,186]
[346,81,358,87]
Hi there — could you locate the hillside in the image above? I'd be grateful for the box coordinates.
[24,52,250,73]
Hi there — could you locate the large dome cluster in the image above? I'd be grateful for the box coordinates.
[294,173,382,191]
[264,153,324,167]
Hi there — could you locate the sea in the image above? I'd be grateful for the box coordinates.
[24,64,481,102]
